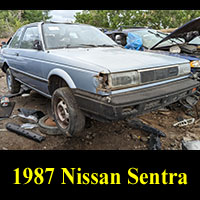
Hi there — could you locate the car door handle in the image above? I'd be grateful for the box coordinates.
[15,53,19,56]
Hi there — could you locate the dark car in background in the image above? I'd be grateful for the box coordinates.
[106,17,200,76]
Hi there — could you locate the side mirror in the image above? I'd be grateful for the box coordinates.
[33,40,43,51]
[1,41,7,48]
[1,41,6,46]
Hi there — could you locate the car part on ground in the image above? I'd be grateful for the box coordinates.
[173,118,195,127]
[20,123,38,130]
[38,115,63,136]
[4,85,31,99]
[6,122,45,143]
[149,134,162,150]
[0,101,15,118]
[182,140,200,150]
[126,118,166,137]
[179,94,199,109]
[17,108,45,123]
[126,118,166,150]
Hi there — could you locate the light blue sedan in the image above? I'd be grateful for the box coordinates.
[0,21,199,136]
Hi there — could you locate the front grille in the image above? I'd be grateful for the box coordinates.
[140,66,178,84]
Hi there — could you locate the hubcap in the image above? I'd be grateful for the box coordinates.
[56,98,69,129]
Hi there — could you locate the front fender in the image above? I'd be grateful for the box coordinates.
[47,68,76,89]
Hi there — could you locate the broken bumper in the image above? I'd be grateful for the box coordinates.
[74,78,200,122]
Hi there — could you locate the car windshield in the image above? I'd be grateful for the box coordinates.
[130,29,184,49]
[42,23,117,49]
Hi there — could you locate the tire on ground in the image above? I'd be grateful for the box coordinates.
[38,115,63,136]
[51,87,85,136]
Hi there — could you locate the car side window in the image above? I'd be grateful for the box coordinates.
[9,28,24,48]
[20,27,40,49]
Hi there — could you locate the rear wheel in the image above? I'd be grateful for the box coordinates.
[6,68,21,94]
[52,87,85,136]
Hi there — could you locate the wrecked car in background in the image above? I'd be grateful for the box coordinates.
[106,17,200,76]
[0,21,200,136]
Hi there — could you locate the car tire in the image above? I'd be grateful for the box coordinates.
[38,115,63,136]
[51,87,85,136]
[6,68,21,94]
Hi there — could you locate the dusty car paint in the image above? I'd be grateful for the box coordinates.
[0,22,199,123]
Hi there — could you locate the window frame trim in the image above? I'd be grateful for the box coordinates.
[8,27,24,49]
[19,25,42,50]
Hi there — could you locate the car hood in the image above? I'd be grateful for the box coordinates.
[50,47,188,73]
[151,17,200,50]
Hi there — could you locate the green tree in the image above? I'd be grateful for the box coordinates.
[75,10,200,30]
[0,10,51,38]
[22,10,50,23]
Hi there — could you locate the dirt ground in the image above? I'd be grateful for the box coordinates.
[0,70,200,150]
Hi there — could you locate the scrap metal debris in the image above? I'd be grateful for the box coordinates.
[182,140,200,150]
[126,118,166,150]
[0,85,31,119]
[173,118,195,127]
[20,123,38,130]
[149,134,162,150]
[18,108,45,123]
[4,85,31,99]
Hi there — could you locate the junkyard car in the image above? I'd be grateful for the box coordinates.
[106,17,200,75]
[0,22,200,136]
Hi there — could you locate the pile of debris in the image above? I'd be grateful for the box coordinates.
[126,93,200,150]
[0,86,62,143]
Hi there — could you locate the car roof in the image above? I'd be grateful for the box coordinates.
[106,27,149,34]
[22,21,90,29]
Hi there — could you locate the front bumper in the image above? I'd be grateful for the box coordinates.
[74,78,200,122]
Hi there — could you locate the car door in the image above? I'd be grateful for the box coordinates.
[3,27,24,76]
[16,26,48,93]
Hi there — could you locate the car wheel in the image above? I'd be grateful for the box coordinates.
[51,87,85,136]
[6,68,21,94]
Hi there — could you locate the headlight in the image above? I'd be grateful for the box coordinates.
[178,63,191,76]
[190,60,200,68]
[109,71,140,88]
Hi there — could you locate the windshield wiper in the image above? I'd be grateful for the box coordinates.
[79,44,117,48]
[95,44,117,47]
[78,44,98,47]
